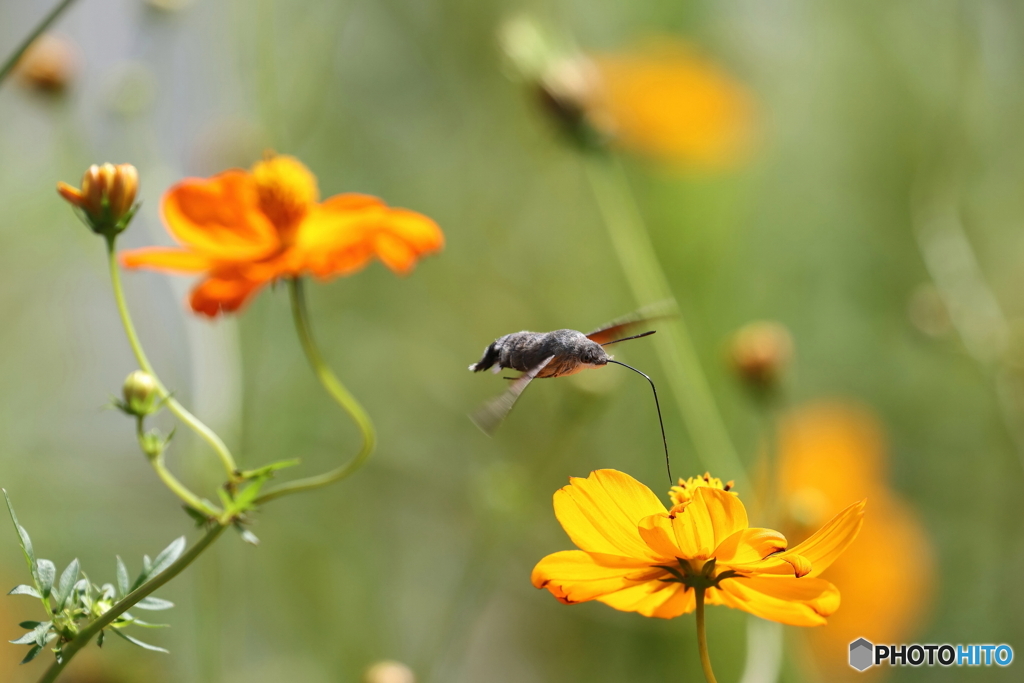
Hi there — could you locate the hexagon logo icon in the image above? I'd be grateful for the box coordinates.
[849,638,874,671]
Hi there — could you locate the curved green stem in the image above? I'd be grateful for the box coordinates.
[36,524,226,683]
[695,587,719,683]
[135,417,219,517]
[583,154,748,490]
[254,278,376,504]
[105,238,239,480]
[0,0,79,87]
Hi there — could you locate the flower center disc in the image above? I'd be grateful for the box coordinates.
[252,155,319,242]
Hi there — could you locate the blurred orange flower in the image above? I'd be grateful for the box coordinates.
[15,34,79,92]
[532,470,865,626]
[777,402,934,680]
[584,43,756,168]
[120,154,443,316]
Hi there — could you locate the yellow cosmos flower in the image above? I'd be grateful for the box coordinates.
[532,469,865,626]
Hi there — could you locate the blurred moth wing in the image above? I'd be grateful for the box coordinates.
[469,356,554,435]
[585,299,676,345]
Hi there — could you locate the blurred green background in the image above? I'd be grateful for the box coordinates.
[2,0,1024,681]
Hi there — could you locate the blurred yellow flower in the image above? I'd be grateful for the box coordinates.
[532,469,865,626]
[777,402,934,679]
[584,43,756,168]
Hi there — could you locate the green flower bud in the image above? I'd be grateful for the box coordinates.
[121,370,160,417]
[363,661,415,683]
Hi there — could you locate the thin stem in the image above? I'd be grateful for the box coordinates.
[695,587,719,683]
[135,417,218,517]
[254,278,376,504]
[105,238,239,480]
[36,524,227,683]
[584,154,748,490]
[0,0,78,86]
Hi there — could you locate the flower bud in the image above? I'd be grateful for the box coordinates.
[57,163,139,237]
[729,321,793,392]
[121,370,160,417]
[15,34,79,93]
[363,661,415,683]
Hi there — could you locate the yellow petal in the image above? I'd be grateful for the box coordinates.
[553,469,667,559]
[716,575,840,627]
[531,550,658,604]
[714,528,788,565]
[783,499,866,577]
[638,512,684,559]
[669,487,748,559]
[596,579,694,619]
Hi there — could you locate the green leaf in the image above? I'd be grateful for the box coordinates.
[18,621,41,629]
[131,555,153,593]
[8,585,41,598]
[239,459,300,480]
[232,481,267,511]
[148,537,185,578]
[34,625,52,648]
[3,490,35,573]
[129,619,169,628]
[20,643,43,664]
[34,560,55,599]
[111,628,168,653]
[97,630,105,648]
[55,559,79,610]
[237,528,260,546]
[134,596,173,611]
[115,556,129,599]
[182,506,209,528]
[11,621,51,646]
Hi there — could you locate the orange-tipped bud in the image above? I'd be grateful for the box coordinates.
[57,163,139,237]
[729,320,793,392]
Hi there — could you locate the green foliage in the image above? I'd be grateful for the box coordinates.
[3,492,179,664]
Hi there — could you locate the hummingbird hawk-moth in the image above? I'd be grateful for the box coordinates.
[468,309,672,480]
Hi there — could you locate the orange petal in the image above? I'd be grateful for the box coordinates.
[531,550,658,604]
[588,44,755,169]
[188,274,266,318]
[669,487,748,559]
[371,208,444,274]
[714,528,788,565]
[120,247,214,273]
[161,170,280,261]
[553,469,667,559]
[716,575,840,627]
[298,198,443,278]
[320,193,386,212]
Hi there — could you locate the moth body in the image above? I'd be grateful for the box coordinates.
[469,329,610,378]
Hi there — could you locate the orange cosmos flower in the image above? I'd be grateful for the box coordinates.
[120,154,443,317]
[532,470,865,626]
[777,402,934,680]
[583,43,756,169]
